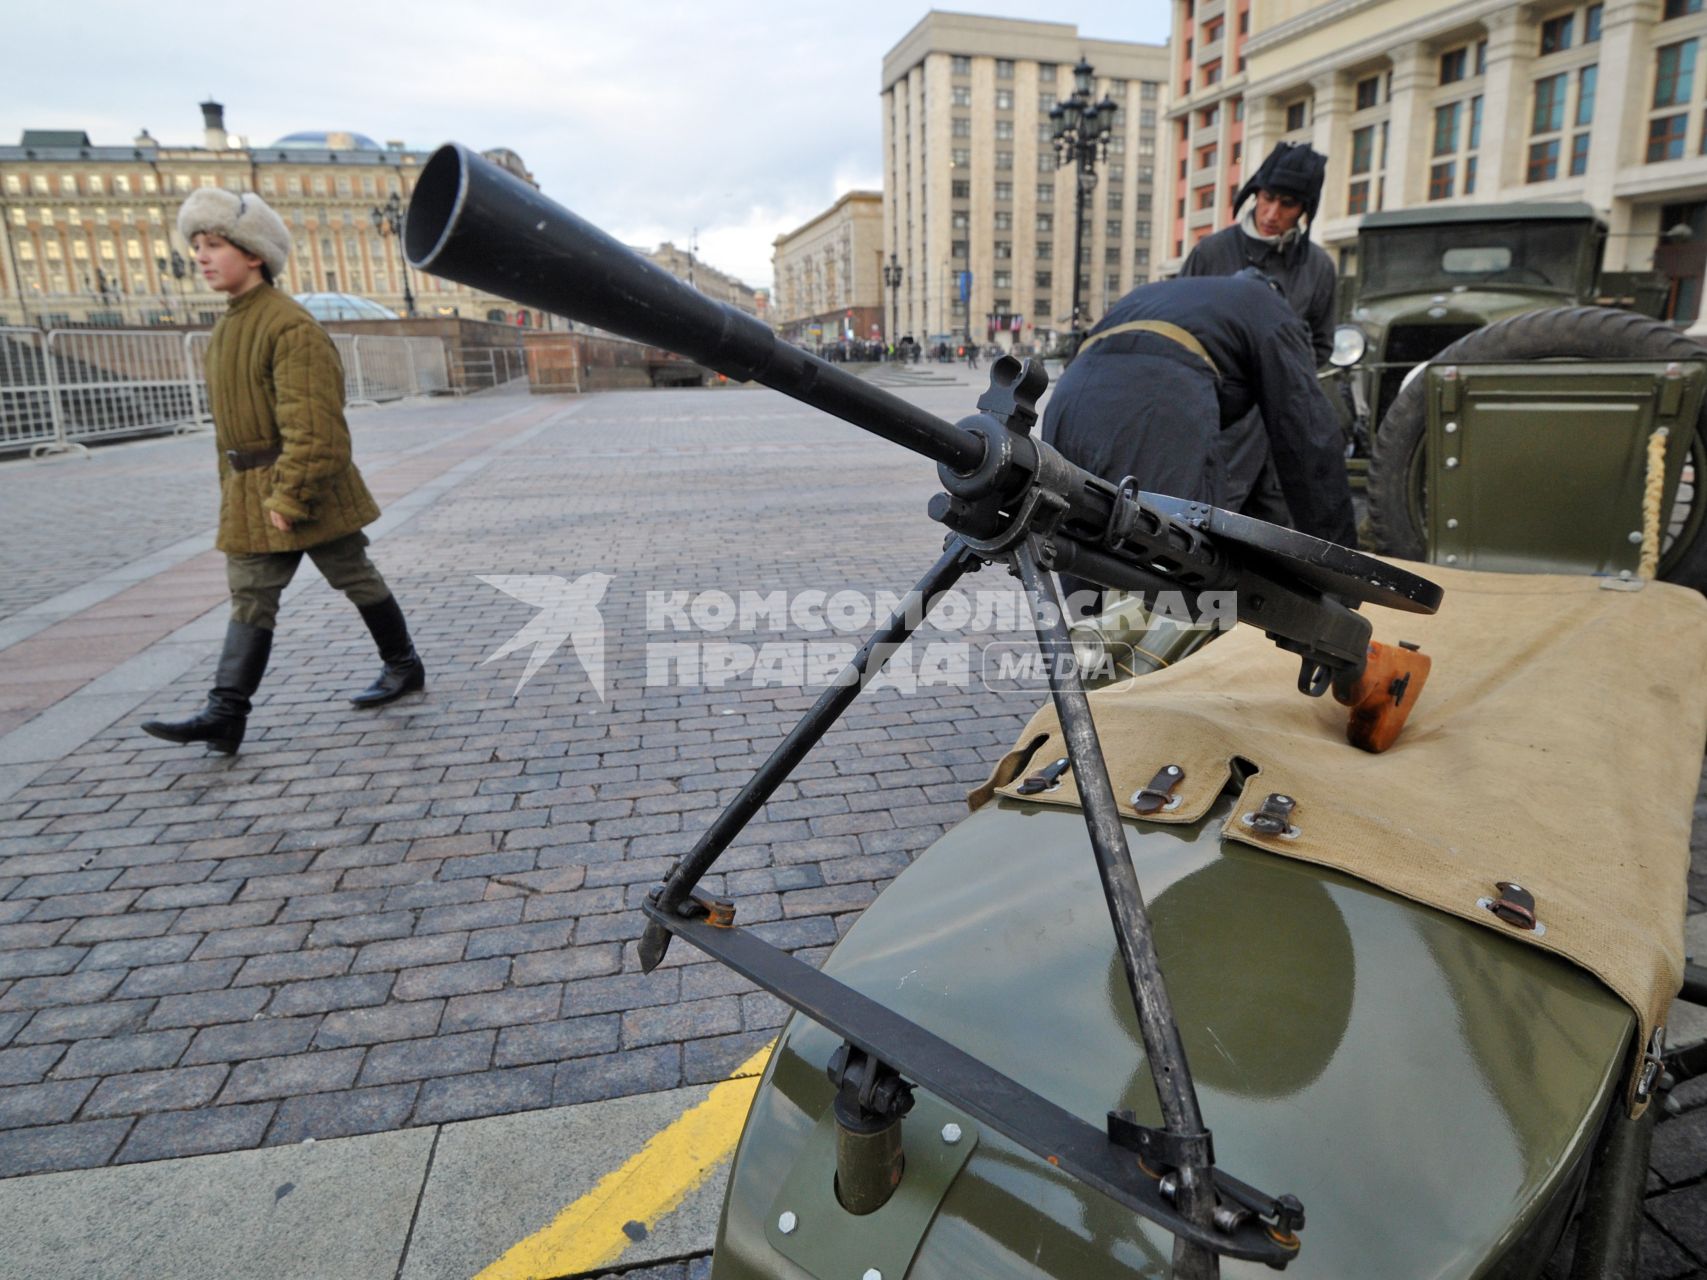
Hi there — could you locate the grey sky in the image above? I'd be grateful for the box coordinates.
[2,3,1170,289]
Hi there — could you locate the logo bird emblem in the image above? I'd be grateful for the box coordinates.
[479,572,612,700]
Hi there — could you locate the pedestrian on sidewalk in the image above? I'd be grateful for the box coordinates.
[141,189,425,755]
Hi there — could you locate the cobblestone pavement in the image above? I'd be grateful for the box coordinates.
[0,371,1704,1276]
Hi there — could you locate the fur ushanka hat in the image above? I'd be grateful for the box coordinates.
[177,188,292,278]
[1233,142,1328,237]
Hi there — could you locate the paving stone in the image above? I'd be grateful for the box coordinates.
[77,934,204,972]
[464,919,575,961]
[357,1030,495,1086]
[0,1044,68,1088]
[114,958,242,999]
[219,1047,366,1103]
[621,996,743,1048]
[1650,1107,1707,1184]
[0,922,75,952]
[181,1015,323,1065]
[562,971,682,1018]
[114,1101,275,1164]
[412,1064,555,1124]
[81,1064,228,1118]
[144,987,271,1030]
[189,922,312,961]
[133,881,241,910]
[0,1011,26,1047]
[231,947,355,986]
[0,1117,132,1176]
[494,1014,621,1068]
[267,972,395,1016]
[0,947,88,980]
[13,1001,152,1046]
[61,912,178,944]
[552,1044,682,1106]
[306,911,415,947]
[392,958,511,1001]
[510,945,623,986]
[0,970,125,1012]
[440,985,563,1033]
[314,1000,445,1050]
[52,1028,192,1078]
[350,932,468,974]
[169,901,283,933]
[414,898,524,934]
[264,1082,420,1144]
[26,889,140,921]
[0,1077,97,1129]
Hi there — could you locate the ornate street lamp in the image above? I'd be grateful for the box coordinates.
[882,252,904,357]
[370,191,416,317]
[1050,56,1118,356]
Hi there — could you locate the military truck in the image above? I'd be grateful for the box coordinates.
[1322,202,1707,590]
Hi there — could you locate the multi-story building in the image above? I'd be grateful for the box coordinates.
[0,102,546,328]
[770,190,885,348]
[639,241,763,317]
[881,13,1170,353]
[1165,1,1707,321]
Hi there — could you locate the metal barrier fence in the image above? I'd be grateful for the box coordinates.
[456,345,529,392]
[2,328,455,457]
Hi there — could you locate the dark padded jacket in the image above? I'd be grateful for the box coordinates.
[1180,223,1339,366]
[1041,276,1356,548]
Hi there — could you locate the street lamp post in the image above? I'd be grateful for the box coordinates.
[882,252,904,358]
[370,191,416,317]
[1049,57,1117,358]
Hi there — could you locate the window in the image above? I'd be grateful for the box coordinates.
[1106,218,1122,237]
[1202,60,1222,87]
[1203,16,1223,43]
[1038,152,1056,173]
[1107,191,1124,211]
[1533,73,1568,133]
[87,175,104,195]
[1351,125,1376,174]
[1195,186,1215,210]
[1434,102,1461,156]
[1040,63,1057,83]
[995,120,1014,141]
[993,270,1011,289]
[1106,273,1122,294]
[951,240,968,259]
[1200,105,1219,128]
[1664,0,1702,17]
[1429,163,1456,200]
[1541,13,1574,55]
[59,175,76,195]
[1586,5,1602,41]
[952,148,970,168]
[996,89,1014,111]
[1104,247,1121,265]
[1141,80,1158,101]
[1476,40,1488,74]
[953,118,970,137]
[1198,144,1217,169]
[1036,240,1052,258]
[1035,270,1052,288]
[1135,220,1151,237]
[1286,101,1307,131]
[1,175,17,194]
[952,55,971,75]
[1037,182,1054,202]
[952,211,970,230]
[952,86,971,107]
[1577,65,1599,125]
[1528,137,1561,180]
[1655,40,1698,108]
[1141,108,1156,127]
[1570,132,1593,175]
[1037,212,1053,232]
[1440,49,1467,85]
[174,174,191,192]
[994,181,1013,201]
[952,179,970,198]
[31,175,48,194]
[994,211,1013,230]
[996,58,1014,79]
[1648,113,1688,161]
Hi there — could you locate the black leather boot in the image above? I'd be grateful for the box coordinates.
[141,621,272,755]
[350,595,425,707]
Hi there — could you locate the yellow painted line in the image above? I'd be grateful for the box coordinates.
[476,1042,775,1280]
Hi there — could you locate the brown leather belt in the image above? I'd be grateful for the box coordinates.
[225,446,281,472]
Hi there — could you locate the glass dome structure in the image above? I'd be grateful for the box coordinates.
[271,130,384,150]
[293,293,399,321]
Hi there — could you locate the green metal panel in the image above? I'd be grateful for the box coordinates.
[712,794,1633,1280]
[1426,361,1707,577]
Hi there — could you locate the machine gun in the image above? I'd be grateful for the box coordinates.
[404,142,1442,1275]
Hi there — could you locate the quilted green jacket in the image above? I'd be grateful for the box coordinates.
[206,284,380,554]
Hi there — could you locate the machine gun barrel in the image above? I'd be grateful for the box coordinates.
[404,143,983,474]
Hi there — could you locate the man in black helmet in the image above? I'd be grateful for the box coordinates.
[1041,269,1356,615]
[1180,143,1341,527]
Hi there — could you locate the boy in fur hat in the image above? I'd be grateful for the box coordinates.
[1179,142,1340,529]
[140,189,425,755]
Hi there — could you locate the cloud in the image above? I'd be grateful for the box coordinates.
[2,2,1171,290]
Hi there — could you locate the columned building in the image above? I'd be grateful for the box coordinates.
[771,190,884,348]
[1166,1,1707,321]
[0,103,544,328]
[881,13,1170,353]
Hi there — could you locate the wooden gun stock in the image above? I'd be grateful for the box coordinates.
[1336,641,1432,754]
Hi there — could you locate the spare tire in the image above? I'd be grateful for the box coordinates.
[1367,306,1707,591]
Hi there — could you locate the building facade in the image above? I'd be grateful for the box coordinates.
[1166,0,1707,319]
[0,103,547,329]
[881,13,1170,353]
[770,190,885,348]
[638,242,763,318]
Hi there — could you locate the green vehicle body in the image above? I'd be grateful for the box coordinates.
[711,794,1634,1280]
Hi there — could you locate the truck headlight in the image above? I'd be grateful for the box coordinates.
[1329,325,1367,368]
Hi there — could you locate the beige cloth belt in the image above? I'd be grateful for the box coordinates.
[1076,319,1219,377]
